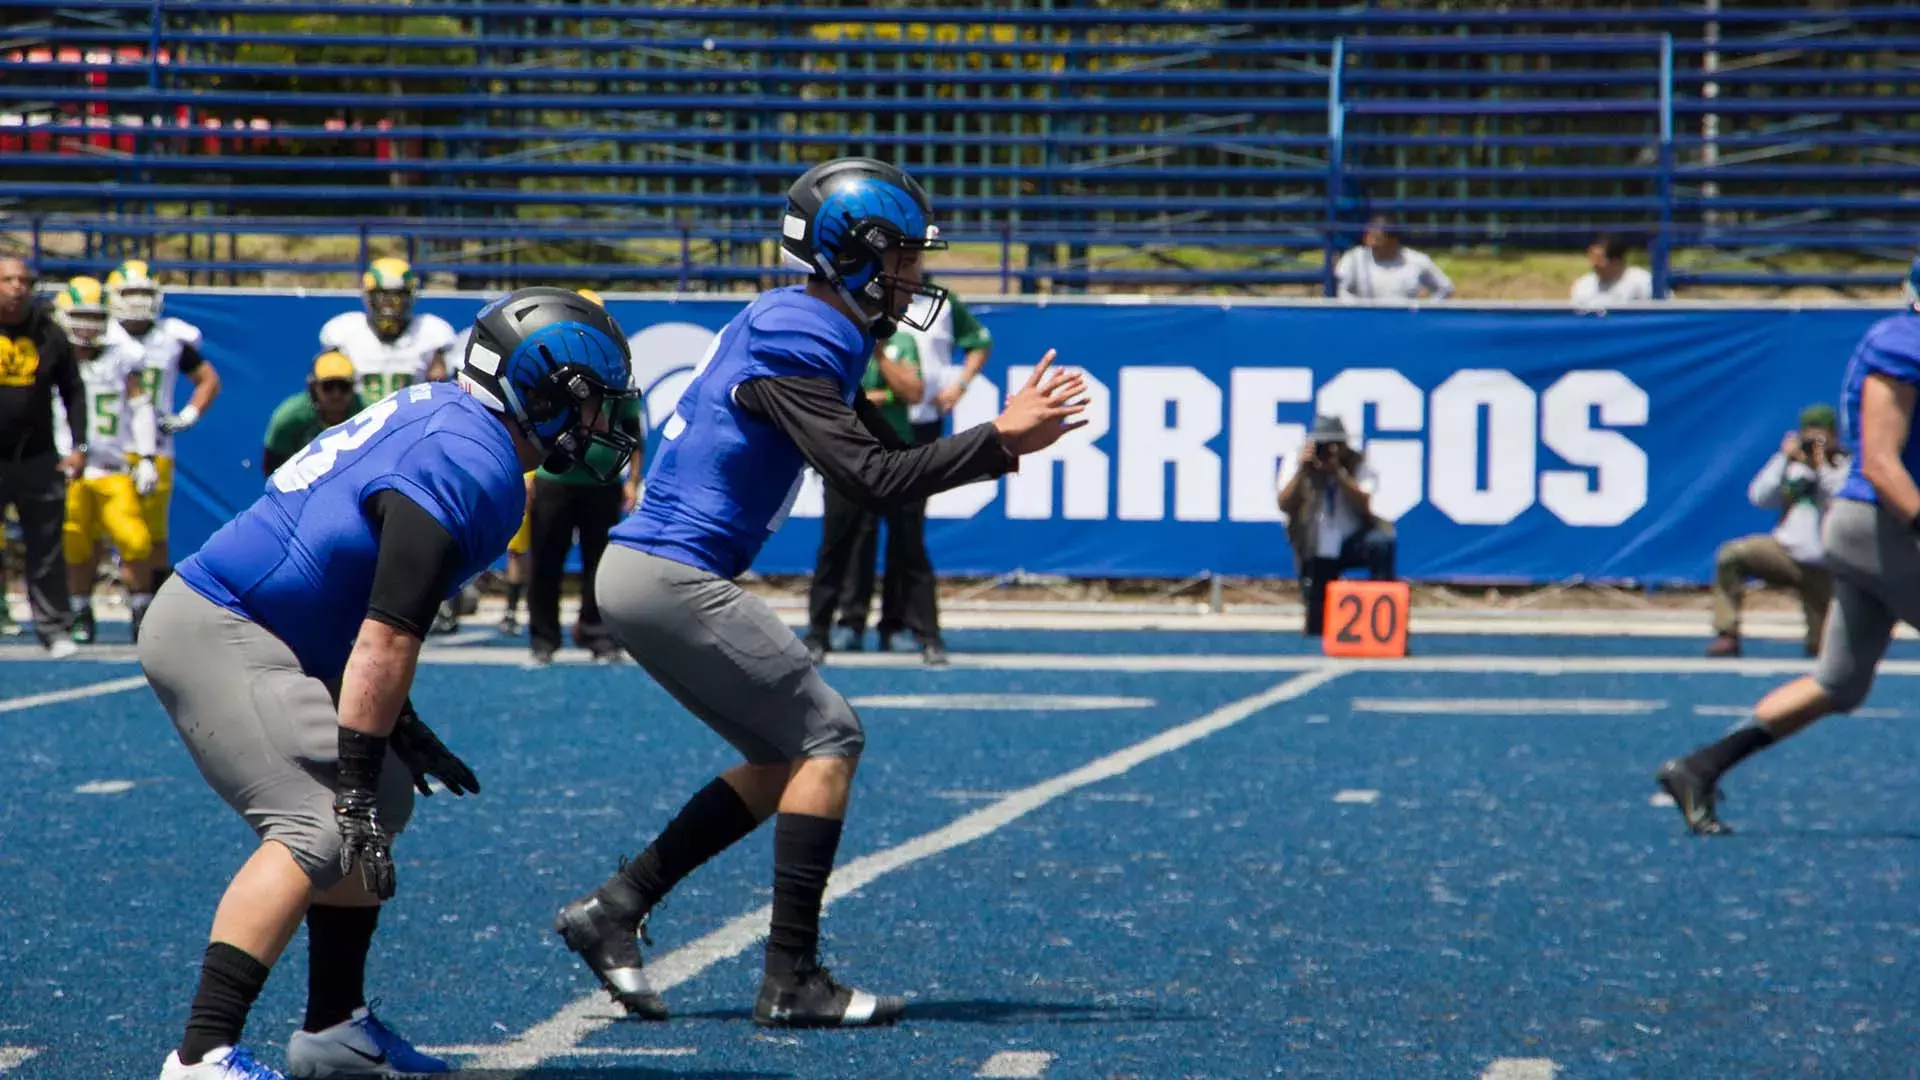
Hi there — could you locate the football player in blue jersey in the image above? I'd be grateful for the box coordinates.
[1657,257,1920,835]
[551,157,1088,1028]
[140,287,636,1080]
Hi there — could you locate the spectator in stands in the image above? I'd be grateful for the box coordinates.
[261,350,366,475]
[1571,234,1655,310]
[1277,415,1396,636]
[1334,218,1453,303]
[1706,404,1848,658]
[0,256,86,656]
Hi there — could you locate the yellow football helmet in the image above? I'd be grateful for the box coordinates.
[362,257,418,340]
[54,276,110,347]
[105,259,163,323]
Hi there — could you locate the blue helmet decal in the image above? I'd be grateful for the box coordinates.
[811,178,932,293]
[509,320,631,442]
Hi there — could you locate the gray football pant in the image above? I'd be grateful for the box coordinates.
[595,544,864,764]
[138,579,416,889]
[1811,498,1920,711]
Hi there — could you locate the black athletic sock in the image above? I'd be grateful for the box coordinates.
[765,812,844,976]
[302,905,381,1033]
[603,778,760,923]
[179,942,272,1065]
[1689,724,1777,781]
[505,582,523,616]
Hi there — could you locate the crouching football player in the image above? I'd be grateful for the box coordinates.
[141,287,636,1078]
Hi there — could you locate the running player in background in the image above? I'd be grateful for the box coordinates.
[320,258,458,401]
[553,157,1086,1029]
[52,276,158,644]
[144,287,635,1080]
[261,350,367,475]
[107,260,221,595]
[1657,257,1920,834]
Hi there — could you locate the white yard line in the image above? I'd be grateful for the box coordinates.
[977,1050,1057,1077]
[462,668,1344,1073]
[1350,697,1665,715]
[0,675,149,715]
[1483,1059,1558,1080]
[0,1048,39,1072]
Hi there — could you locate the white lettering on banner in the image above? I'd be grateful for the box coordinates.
[1540,371,1650,526]
[612,315,1651,530]
[1429,370,1538,526]
[1227,368,1312,523]
[1006,367,1111,520]
[928,378,1001,518]
[1315,369,1425,523]
[1116,367,1223,522]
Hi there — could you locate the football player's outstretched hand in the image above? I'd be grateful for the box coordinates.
[391,708,480,797]
[993,350,1088,456]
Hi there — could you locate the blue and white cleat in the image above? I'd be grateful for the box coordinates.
[285,1006,448,1078]
[160,1045,288,1080]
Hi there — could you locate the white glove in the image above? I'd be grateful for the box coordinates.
[133,457,159,496]
[160,404,200,434]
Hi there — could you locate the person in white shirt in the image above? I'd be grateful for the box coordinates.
[318,258,458,401]
[1707,404,1849,658]
[1276,415,1397,635]
[1571,234,1656,311]
[1333,218,1453,303]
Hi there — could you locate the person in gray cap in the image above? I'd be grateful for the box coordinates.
[1276,415,1396,635]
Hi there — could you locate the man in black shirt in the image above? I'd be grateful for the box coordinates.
[0,257,87,654]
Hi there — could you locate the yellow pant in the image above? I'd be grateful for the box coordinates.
[508,471,534,554]
[135,455,175,544]
[65,473,153,565]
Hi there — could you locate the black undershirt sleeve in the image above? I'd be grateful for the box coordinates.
[734,375,1016,510]
[362,489,466,639]
[177,342,205,375]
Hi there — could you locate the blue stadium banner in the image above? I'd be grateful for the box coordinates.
[160,292,1884,585]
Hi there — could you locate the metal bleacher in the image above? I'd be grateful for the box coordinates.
[2,1,1916,295]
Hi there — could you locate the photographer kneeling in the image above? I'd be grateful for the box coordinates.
[1706,404,1848,658]
[1277,415,1397,636]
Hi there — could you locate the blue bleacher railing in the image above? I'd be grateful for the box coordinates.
[3,2,1916,295]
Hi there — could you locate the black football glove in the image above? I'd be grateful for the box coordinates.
[334,727,397,900]
[390,702,480,797]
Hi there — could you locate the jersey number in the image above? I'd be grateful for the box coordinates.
[361,372,414,401]
[271,395,402,493]
[93,392,120,438]
[139,368,161,405]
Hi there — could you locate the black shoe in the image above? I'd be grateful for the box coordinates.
[498,613,519,635]
[1656,758,1732,836]
[553,895,669,1020]
[921,642,949,667]
[530,645,556,667]
[804,637,827,665]
[70,606,95,645]
[753,960,904,1029]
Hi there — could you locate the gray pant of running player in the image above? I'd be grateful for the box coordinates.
[1810,498,1920,711]
[139,579,416,888]
[595,544,864,763]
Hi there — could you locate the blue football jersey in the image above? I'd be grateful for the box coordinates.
[611,286,870,578]
[176,384,526,679]
[1837,313,1920,505]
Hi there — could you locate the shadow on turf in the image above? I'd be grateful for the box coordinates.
[670,999,1178,1025]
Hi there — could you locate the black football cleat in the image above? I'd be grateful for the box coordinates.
[753,961,904,1029]
[553,895,668,1020]
[70,605,96,645]
[1656,758,1732,836]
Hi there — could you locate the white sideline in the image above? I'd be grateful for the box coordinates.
[461,668,1344,1073]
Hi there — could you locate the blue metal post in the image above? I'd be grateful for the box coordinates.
[1654,33,1674,299]
[1322,37,1346,298]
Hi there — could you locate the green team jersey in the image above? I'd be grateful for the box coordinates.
[262,389,367,462]
[535,396,646,486]
[861,334,921,442]
[947,291,993,354]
